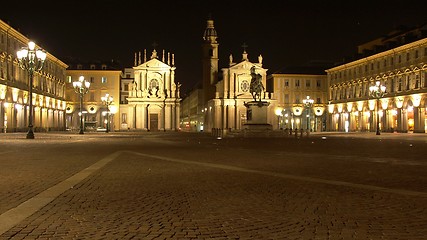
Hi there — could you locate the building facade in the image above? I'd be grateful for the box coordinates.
[124,49,181,131]
[0,19,67,133]
[180,87,204,132]
[327,32,427,133]
[65,62,121,132]
[267,69,328,131]
[201,18,276,132]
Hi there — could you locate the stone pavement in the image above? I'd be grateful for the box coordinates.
[0,131,426,239]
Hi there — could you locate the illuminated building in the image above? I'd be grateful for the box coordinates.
[196,17,276,134]
[124,48,181,131]
[65,60,121,132]
[267,65,329,131]
[0,19,67,133]
[327,24,427,133]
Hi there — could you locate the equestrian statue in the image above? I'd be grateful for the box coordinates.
[249,66,264,102]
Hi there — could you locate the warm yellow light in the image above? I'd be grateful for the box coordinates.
[293,107,302,116]
[412,94,421,107]
[12,88,19,102]
[346,102,353,112]
[381,99,388,110]
[368,100,376,111]
[357,101,364,112]
[110,105,118,114]
[337,104,343,113]
[328,104,334,113]
[28,41,36,50]
[408,119,414,128]
[314,107,324,116]
[392,109,398,116]
[395,97,404,108]
[36,50,46,61]
[0,85,6,100]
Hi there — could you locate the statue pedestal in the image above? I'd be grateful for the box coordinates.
[243,101,272,131]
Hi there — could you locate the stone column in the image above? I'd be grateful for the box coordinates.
[128,105,135,129]
[135,105,144,130]
[413,107,426,133]
[396,108,402,132]
[397,109,408,133]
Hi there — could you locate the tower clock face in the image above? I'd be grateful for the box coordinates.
[241,80,249,92]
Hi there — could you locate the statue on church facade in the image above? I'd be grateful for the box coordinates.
[249,66,264,102]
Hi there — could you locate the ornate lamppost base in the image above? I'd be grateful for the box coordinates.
[79,129,84,134]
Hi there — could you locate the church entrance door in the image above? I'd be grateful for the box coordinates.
[149,113,158,131]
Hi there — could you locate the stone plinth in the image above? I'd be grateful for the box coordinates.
[243,101,272,131]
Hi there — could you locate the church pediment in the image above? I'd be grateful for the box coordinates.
[134,58,170,70]
[229,61,256,70]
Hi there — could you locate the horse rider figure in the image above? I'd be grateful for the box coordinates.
[250,66,264,102]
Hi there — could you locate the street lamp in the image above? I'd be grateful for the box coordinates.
[101,93,113,133]
[73,76,90,134]
[16,41,47,139]
[369,80,386,135]
[303,96,314,131]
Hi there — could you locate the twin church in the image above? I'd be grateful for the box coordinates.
[120,17,277,133]
[2,15,425,134]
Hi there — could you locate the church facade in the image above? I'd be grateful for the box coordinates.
[201,18,277,133]
[122,49,181,131]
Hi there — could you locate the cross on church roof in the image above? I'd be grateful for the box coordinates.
[151,41,158,50]
[241,42,248,53]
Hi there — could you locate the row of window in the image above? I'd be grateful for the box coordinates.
[66,76,108,84]
[329,46,427,82]
[0,60,66,98]
[280,79,323,88]
[282,94,322,105]
[76,64,108,70]
[330,73,427,100]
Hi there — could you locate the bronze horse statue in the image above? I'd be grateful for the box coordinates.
[250,66,264,102]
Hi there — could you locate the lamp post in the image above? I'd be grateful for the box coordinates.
[303,96,314,131]
[101,93,113,133]
[73,76,90,134]
[369,80,386,135]
[16,41,47,139]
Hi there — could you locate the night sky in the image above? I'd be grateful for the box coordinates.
[2,1,426,94]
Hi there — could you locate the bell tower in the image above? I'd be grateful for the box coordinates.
[202,15,219,104]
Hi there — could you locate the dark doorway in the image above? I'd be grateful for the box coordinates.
[150,114,158,131]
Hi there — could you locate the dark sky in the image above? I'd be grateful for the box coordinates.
[2,1,426,94]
